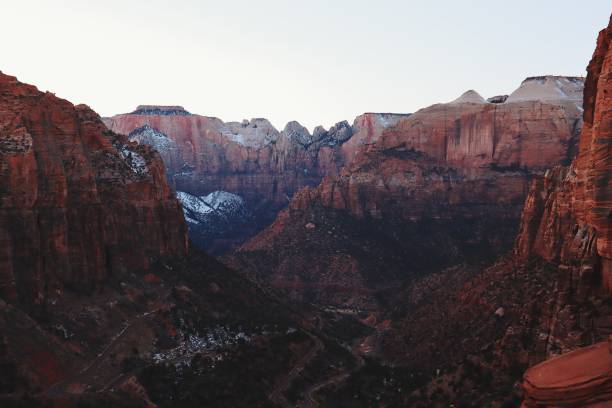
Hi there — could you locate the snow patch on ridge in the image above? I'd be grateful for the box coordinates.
[115,143,149,175]
[129,124,175,150]
[177,190,247,225]
[177,192,215,218]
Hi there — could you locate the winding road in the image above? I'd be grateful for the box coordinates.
[268,328,368,408]
[268,331,324,407]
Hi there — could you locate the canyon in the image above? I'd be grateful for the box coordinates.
[0,71,346,407]
[105,76,584,258]
[228,75,585,309]
[0,13,610,408]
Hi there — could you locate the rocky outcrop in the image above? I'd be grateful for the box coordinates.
[292,77,584,220]
[104,112,348,202]
[128,124,182,173]
[0,72,187,309]
[523,341,612,407]
[506,76,584,104]
[487,95,509,104]
[131,105,191,116]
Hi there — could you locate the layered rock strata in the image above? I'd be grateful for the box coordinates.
[515,18,611,294]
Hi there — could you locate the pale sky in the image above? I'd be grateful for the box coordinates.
[1,1,610,131]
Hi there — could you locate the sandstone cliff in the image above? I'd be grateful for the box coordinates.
[0,72,188,309]
[514,21,611,294]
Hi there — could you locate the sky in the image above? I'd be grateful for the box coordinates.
[1,1,610,131]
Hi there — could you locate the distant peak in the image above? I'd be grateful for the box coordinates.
[450,90,486,104]
[131,105,191,116]
[282,121,312,146]
[506,76,584,103]
[283,120,308,132]
[128,124,168,138]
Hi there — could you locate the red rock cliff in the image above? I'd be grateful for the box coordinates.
[515,18,611,293]
[0,73,187,308]
[514,17,612,407]
[287,80,583,223]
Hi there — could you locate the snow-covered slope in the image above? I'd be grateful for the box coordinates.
[128,125,181,172]
[177,191,251,252]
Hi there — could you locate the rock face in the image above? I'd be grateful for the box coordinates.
[104,108,404,252]
[0,72,187,308]
[230,75,585,307]
[506,76,584,104]
[515,19,611,293]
